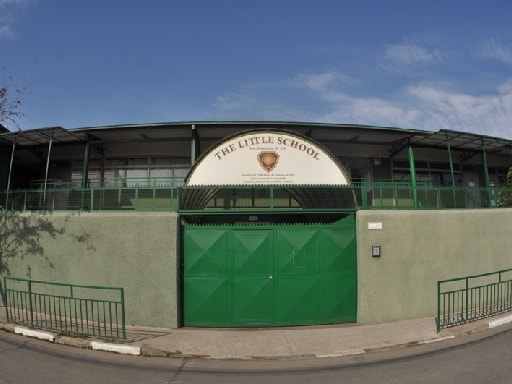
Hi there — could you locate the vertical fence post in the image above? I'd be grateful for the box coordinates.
[120,287,126,339]
[90,189,94,212]
[378,182,383,207]
[465,277,469,322]
[437,280,441,332]
[408,146,419,208]
[499,270,503,312]
[152,187,156,211]
[361,183,368,208]
[1,276,5,306]
[28,280,34,327]
[2,276,8,322]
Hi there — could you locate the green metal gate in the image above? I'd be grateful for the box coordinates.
[183,215,357,327]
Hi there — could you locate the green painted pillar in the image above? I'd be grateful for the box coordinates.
[481,143,491,188]
[191,124,199,165]
[81,140,91,211]
[408,146,418,208]
[82,141,90,188]
[5,137,16,209]
[481,138,491,207]
[445,134,457,207]
[43,137,53,210]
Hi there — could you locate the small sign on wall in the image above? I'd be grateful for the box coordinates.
[368,222,383,230]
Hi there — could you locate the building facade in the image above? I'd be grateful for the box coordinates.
[1,121,512,328]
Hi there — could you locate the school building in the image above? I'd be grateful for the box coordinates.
[1,121,511,328]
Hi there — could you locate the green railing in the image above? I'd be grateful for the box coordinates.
[1,179,510,212]
[3,186,181,212]
[437,268,512,331]
[3,277,126,339]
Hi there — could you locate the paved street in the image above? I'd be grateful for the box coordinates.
[1,323,512,383]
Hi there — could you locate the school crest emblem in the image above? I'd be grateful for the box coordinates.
[257,151,279,173]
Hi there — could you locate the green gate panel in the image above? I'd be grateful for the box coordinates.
[232,230,273,274]
[318,216,357,323]
[321,276,357,322]
[232,277,273,324]
[232,230,273,324]
[275,277,321,324]
[321,226,357,272]
[184,228,230,326]
[183,215,357,327]
[184,277,229,326]
[184,228,229,275]
[275,228,320,275]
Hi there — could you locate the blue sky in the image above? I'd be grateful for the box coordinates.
[1,0,512,139]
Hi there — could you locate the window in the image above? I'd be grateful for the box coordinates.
[71,157,190,187]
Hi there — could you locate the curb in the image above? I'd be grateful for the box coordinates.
[91,341,140,355]
[315,349,366,358]
[488,314,512,329]
[2,322,141,356]
[2,314,512,360]
[15,327,55,342]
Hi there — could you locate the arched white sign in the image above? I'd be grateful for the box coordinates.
[186,131,350,186]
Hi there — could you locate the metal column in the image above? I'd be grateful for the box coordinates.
[408,146,418,208]
[481,138,491,207]
[82,141,90,188]
[191,124,199,165]
[445,133,457,207]
[5,136,16,209]
[81,140,90,211]
[43,136,53,210]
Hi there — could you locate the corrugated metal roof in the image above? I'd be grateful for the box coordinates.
[0,126,86,146]
[410,129,512,154]
[1,122,511,155]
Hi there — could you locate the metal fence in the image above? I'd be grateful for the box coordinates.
[3,277,126,339]
[1,179,510,212]
[2,186,180,212]
[437,268,512,331]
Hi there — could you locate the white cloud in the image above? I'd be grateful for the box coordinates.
[213,91,256,111]
[318,82,512,139]
[209,69,512,140]
[481,38,512,66]
[284,70,512,139]
[0,0,29,40]
[405,82,512,136]
[293,72,351,91]
[0,0,26,5]
[382,44,445,73]
[0,23,12,39]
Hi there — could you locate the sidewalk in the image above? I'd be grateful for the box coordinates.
[123,318,443,359]
[1,304,510,360]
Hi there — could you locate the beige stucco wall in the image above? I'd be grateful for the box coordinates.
[4,209,512,328]
[356,209,512,324]
[3,212,180,328]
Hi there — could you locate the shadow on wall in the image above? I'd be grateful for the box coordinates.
[0,210,94,303]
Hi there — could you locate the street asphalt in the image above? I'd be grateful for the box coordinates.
[1,304,511,360]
